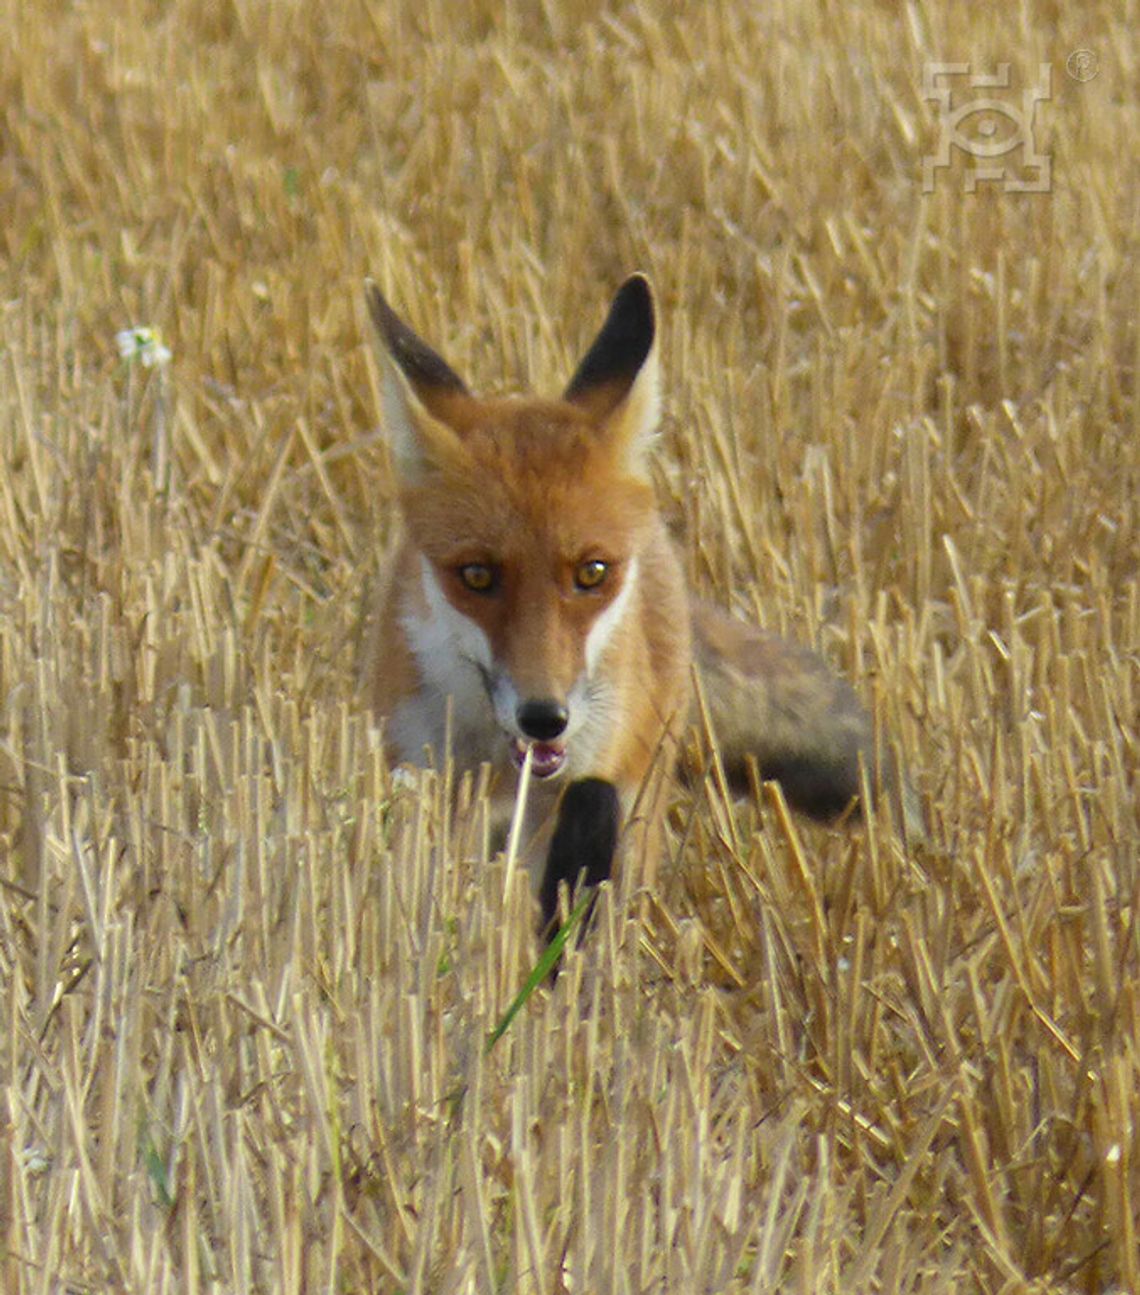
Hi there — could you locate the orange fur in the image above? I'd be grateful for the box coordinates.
[360,276,917,904]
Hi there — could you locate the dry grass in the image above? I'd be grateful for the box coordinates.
[1,1,1138,1290]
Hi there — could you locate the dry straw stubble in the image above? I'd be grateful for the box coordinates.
[1,0,1138,1291]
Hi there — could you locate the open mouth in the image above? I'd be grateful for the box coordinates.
[510,738,567,780]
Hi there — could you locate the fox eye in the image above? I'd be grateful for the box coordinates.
[457,562,497,593]
[574,559,609,591]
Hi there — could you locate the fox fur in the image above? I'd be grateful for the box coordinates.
[358,274,916,916]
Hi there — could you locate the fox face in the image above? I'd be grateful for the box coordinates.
[402,415,654,779]
[367,276,684,789]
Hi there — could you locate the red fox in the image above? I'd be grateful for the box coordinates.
[360,275,916,926]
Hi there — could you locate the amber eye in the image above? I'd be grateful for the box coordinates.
[574,559,609,591]
[458,563,497,593]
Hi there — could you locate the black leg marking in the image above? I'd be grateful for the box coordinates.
[539,778,620,945]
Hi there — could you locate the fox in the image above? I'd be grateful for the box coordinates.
[359,274,916,930]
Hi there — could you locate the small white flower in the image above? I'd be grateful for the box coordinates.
[116,326,172,368]
[21,1146,51,1174]
[390,766,420,793]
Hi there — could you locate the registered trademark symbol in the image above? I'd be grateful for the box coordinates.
[1065,49,1099,83]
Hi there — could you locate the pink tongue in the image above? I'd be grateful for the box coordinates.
[514,739,565,778]
[531,743,563,775]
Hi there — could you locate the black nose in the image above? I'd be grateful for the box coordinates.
[517,698,569,741]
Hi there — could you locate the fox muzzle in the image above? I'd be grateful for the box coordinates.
[516,697,570,741]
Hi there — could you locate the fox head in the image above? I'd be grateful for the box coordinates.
[366,275,666,781]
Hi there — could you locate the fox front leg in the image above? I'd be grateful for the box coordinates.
[539,778,621,943]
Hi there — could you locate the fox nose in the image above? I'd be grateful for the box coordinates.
[517,698,569,741]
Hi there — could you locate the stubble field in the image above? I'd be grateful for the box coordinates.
[1,1,1137,1291]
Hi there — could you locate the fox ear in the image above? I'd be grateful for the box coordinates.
[563,274,660,472]
[365,280,471,481]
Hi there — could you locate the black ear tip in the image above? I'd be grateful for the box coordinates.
[563,276,656,405]
[619,272,652,297]
[603,274,654,352]
[614,273,654,329]
[363,277,470,396]
[363,278,394,335]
